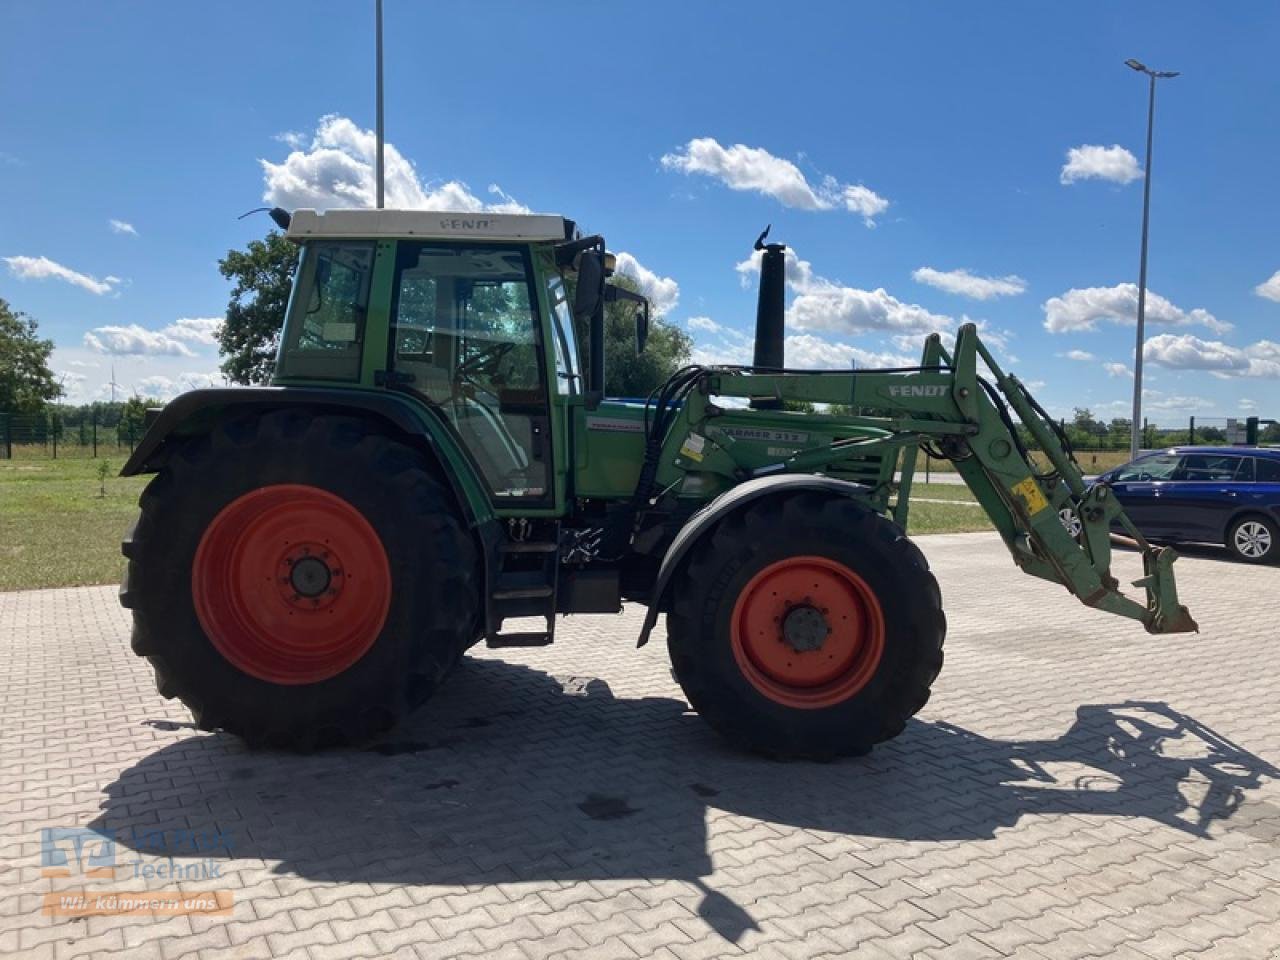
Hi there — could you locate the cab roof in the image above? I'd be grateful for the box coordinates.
[286,208,572,243]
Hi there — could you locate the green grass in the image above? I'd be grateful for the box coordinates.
[0,459,1000,593]
[908,482,983,502]
[902,500,994,535]
[0,458,147,591]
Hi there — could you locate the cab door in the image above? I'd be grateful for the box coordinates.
[388,242,554,507]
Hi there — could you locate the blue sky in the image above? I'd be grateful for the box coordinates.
[2,1,1277,423]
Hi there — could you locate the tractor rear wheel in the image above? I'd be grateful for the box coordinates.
[121,410,479,749]
[667,494,945,759]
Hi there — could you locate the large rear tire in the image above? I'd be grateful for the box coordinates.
[667,494,945,759]
[120,410,480,749]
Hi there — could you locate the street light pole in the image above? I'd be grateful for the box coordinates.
[1125,58,1178,459]
[373,0,384,209]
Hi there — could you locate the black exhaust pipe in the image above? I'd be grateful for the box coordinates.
[751,225,786,409]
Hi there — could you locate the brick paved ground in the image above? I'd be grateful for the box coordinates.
[2,533,1279,960]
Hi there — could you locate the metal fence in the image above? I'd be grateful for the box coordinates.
[0,409,141,460]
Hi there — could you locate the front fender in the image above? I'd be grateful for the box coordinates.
[635,474,873,647]
[119,386,494,526]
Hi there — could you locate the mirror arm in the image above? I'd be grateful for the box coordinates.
[555,234,604,268]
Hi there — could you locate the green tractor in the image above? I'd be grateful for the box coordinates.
[119,209,1196,757]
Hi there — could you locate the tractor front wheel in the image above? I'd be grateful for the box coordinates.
[667,494,945,759]
[121,411,479,748]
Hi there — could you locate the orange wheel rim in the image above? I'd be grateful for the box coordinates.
[729,555,885,709]
[192,484,391,685]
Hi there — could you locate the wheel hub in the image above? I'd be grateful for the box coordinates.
[285,552,335,599]
[781,604,829,652]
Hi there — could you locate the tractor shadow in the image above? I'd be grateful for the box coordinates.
[92,659,1280,944]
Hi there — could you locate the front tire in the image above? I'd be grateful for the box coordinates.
[1227,515,1277,564]
[120,410,480,748]
[667,494,946,759]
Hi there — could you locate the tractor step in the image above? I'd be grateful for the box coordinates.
[485,631,553,648]
[492,586,555,600]
[486,525,561,646]
[498,541,559,554]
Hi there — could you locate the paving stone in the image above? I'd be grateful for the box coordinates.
[3,536,1278,960]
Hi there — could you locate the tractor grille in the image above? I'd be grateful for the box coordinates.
[826,452,888,487]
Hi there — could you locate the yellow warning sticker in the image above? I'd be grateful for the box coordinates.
[678,433,706,462]
[1010,476,1049,515]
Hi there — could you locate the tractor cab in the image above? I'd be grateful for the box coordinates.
[275,209,646,510]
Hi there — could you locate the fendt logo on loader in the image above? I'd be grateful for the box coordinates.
[887,384,948,398]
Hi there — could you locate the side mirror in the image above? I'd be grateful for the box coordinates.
[572,251,604,326]
[574,251,606,409]
[636,301,650,354]
[603,283,651,354]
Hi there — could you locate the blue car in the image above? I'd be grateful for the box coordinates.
[1092,446,1280,564]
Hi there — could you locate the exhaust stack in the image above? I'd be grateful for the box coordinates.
[751,226,787,409]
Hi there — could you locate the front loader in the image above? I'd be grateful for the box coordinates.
[119,209,1195,757]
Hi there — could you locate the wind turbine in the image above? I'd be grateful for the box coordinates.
[107,364,122,404]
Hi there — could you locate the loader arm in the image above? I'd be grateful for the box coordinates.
[669,322,1197,635]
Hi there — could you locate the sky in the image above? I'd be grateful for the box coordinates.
[1,1,1278,425]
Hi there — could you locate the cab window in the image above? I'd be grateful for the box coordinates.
[1114,453,1180,482]
[546,274,580,395]
[277,242,375,381]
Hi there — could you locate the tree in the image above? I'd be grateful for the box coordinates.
[217,231,298,385]
[116,395,157,445]
[599,274,692,397]
[0,297,61,413]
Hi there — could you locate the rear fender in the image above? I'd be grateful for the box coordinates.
[119,387,494,526]
[635,474,873,647]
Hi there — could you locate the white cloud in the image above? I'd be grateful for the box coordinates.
[688,329,912,371]
[84,324,196,357]
[791,285,952,338]
[1060,145,1143,185]
[262,114,529,213]
[912,267,1026,300]
[888,318,1016,363]
[66,359,100,369]
[661,137,888,225]
[687,316,729,335]
[109,219,138,236]
[838,184,890,225]
[785,334,913,369]
[1256,270,1280,302]
[1103,361,1132,378]
[1043,283,1230,335]
[82,315,223,357]
[1143,334,1280,379]
[4,255,122,295]
[1062,349,1095,361]
[736,246,954,338]
[613,252,679,316]
[133,373,224,400]
[163,316,222,346]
